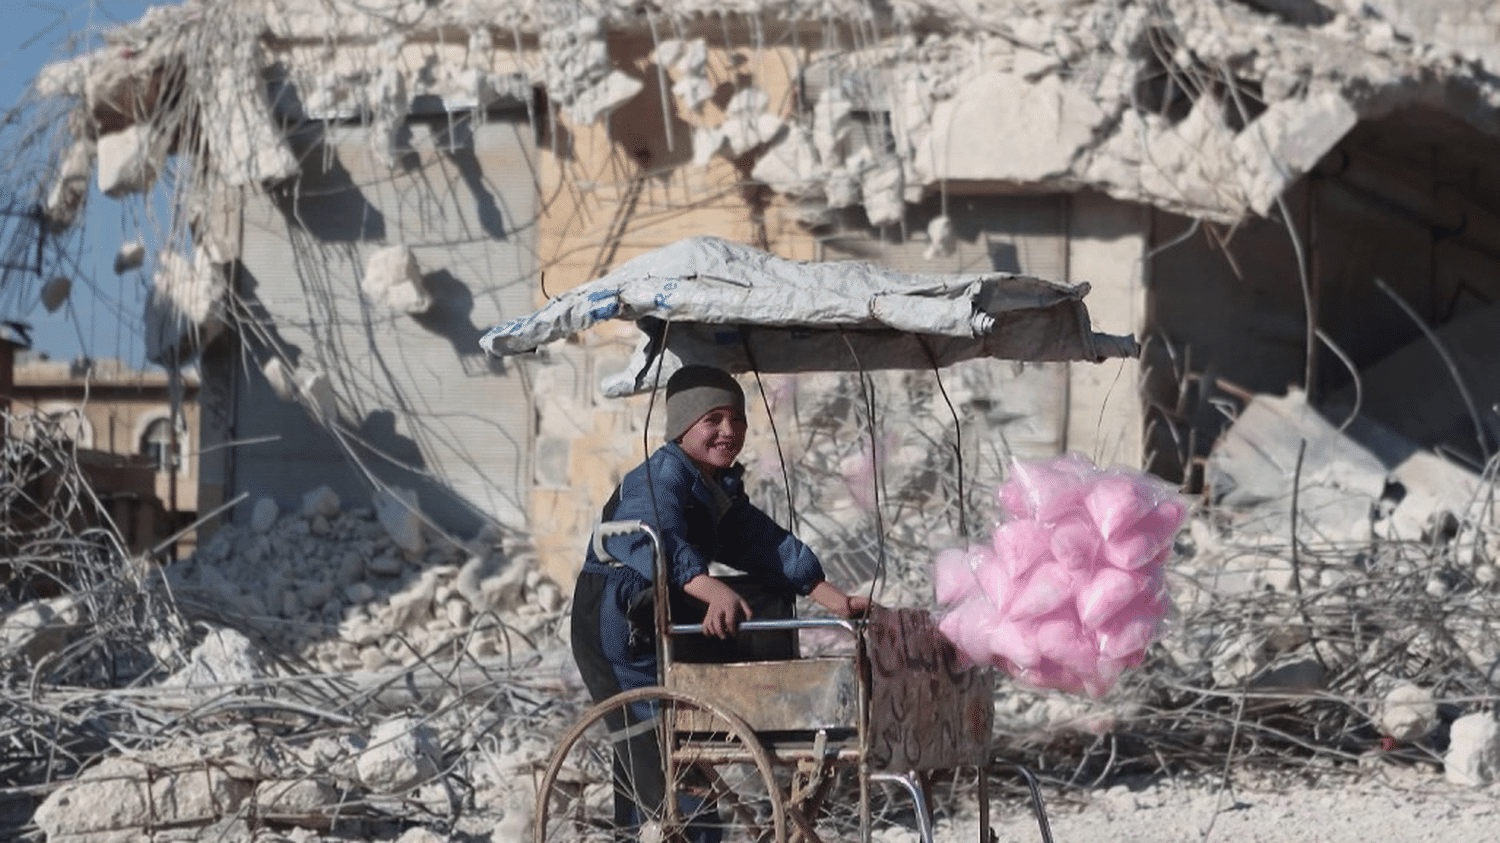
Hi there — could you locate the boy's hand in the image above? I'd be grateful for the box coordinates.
[684,574,753,638]
[844,594,873,619]
[809,581,875,619]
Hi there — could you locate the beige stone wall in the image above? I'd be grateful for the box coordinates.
[1066,191,1147,469]
[535,35,819,296]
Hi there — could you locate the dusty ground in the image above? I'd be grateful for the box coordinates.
[978,769,1500,843]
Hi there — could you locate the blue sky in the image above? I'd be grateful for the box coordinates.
[3,1,158,366]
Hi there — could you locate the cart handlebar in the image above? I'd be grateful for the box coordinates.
[669,617,862,636]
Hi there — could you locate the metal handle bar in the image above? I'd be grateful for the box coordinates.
[593,518,659,562]
[594,519,865,639]
[669,617,863,636]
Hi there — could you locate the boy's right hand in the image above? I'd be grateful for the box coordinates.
[684,574,753,638]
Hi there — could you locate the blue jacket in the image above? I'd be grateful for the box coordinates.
[583,442,825,596]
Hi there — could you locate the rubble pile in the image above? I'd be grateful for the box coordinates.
[8,391,1500,840]
[159,485,566,676]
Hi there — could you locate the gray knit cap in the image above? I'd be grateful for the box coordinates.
[664,365,745,442]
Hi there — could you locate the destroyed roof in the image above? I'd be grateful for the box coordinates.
[479,236,1136,395]
[29,0,1500,230]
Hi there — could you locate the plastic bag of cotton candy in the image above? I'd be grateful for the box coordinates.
[934,453,1188,698]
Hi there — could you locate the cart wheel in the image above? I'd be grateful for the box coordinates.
[535,686,786,843]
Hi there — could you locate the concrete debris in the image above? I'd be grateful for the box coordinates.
[1378,682,1439,742]
[261,357,339,421]
[361,245,432,316]
[0,595,83,664]
[1201,388,1496,547]
[200,35,299,187]
[750,126,822,197]
[923,215,956,260]
[254,778,343,829]
[251,496,281,533]
[373,485,426,558]
[367,35,412,165]
[95,125,162,198]
[144,249,227,365]
[40,276,71,313]
[355,717,441,793]
[31,0,1500,231]
[263,357,296,401]
[720,87,783,157]
[1444,713,1500,786]
[43,137,94,232]
[164,626,266,690]
[34,750,255,837]
[540,15,642,125]
[295,367,339,421]
[112,240,146,274]
[860,157,906,228]
[159,495,551,673]
[302,484,341,518]
[658,37,712,113]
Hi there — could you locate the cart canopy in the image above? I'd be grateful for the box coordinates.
[480,236,1137,396]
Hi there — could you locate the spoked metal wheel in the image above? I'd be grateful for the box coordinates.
[535,686,786,843]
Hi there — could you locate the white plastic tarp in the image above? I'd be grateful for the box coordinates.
[480,236,1136,395]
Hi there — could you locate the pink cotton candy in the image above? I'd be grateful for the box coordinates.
[1007,561,1074,621]
[991,519,1053,579]
[933,454,1180,698]
[1083,657,1128,699]
[1050,516,1102,570]
[973,555,1014,615]
[1084,474,1156,540]
[1103,497,1186,569]
[1015,663,1085,696]
[938,599,996,667]
[988,618,1042,670]
[1076,567,1145,628]
[933,546,981,606]
[997,478,1035,521]
[1002,454,1094,523]
[1035,615,1099,677]
[1096,593,1166,661]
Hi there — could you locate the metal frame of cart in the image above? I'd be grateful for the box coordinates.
[533,519,1056,843]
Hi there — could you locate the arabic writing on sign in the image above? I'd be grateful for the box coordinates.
[865,606,994,772]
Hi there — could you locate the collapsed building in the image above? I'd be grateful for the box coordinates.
[4,0,1499,584]
[4,3,1500,840]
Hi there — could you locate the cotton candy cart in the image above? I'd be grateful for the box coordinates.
[532,519,1057,843]
[483,236,1138,842]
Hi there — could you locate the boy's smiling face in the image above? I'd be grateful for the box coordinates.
[677,405,747,474]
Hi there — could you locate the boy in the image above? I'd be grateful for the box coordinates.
[571,364,869,840]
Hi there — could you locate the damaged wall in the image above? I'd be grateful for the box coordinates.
[196,113,538,546]
[1143,113,1500,479]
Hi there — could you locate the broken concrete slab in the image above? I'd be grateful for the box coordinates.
[1326,303,1500,462]
[355,717,441,793]
[33,755,254,836]
[95,125,162,198]
[144,248,227,365]
[1207,387,1497,552]
[361,245,432,316]
[0,595,83,664]
[1205,388,1387,513]
[1444,712,1500,786]
[917,71,1107,185]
